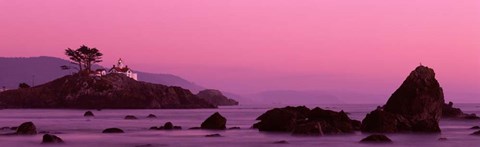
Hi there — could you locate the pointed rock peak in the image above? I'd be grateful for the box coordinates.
[410,65,436,80]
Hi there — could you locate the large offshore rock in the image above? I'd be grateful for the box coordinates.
[253,106,360,136]
[362,65,444,133]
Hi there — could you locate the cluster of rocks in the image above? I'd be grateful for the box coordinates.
[2,122,64,144]
[150,122,182,130]
[253,106,361,136]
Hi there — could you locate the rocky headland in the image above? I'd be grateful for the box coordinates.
[197,89,239,106]
[0,74,216,109]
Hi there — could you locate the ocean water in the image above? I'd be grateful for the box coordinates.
[0,104,479,147]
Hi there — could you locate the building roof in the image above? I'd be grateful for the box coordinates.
[109,66,131,73]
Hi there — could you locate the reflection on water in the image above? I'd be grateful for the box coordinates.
[0,104,479,147]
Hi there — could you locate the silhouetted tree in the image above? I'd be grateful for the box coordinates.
[65,48,83,72]
[78,45,103,72]
[64,45,103,73]
[19,83,30,89]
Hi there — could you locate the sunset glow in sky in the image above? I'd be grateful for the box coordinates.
[1,0,479,101]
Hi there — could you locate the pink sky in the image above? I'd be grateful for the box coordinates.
[1,0,479,101]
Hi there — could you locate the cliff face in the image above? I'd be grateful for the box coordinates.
[0,74,216,109]
[197,89,239,106]
[361,65,444,133]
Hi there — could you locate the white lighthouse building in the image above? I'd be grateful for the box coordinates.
[108,58,138,80]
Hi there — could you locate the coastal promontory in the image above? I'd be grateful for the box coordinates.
[0,73,216,109]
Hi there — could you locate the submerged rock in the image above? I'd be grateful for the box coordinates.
[253,106,360,136]
[228,127,241,130]
[124,115,138,120]
[273,140,289,144]
[471,126,480,129]
[102,128,124,133]
[360,134,392,143]
[16,122,37,135]
[146,114,157,118]
[42,134,64,144]
[205,134,222,137]
[438,137,448,141]
[471,130,480,135]
[201,112,227,130]
[84,111,94,117]
[362,66,444,133]
[197,89,239,106]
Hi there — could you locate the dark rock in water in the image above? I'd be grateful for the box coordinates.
[16,122,37,135]
[173,126,182,130]
[471,130,480,135]
[253,106,360,136]
[84,111,94,117]
[163,122,174,130]
[228,127,241,130]
[362,66,444,133]
[10,127,18,130]
[197,89,239,106]
[471,126,480,129]
[146,114,157,118]
[443,101,480,119]
[201,112,227,130]
[0,74,216,109]
[149,126,160,130]
[273,140,289,144]
[205,134,222,137]
[135,144,153,147]
[42,134,64,144]
[124,115,138,120]
[438,137,448,141]
[253,106,309,132]
[360,134,392,143]
[102,128,124,133]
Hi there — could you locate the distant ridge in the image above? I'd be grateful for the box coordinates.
[0,56,204,93]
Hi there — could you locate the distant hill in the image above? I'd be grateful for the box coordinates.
[0,56,204,92]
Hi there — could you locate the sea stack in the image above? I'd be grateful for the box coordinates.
[361,65,444,133]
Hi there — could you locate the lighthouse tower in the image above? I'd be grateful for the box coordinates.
[117,58,126,68]
[108,58,138,80]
